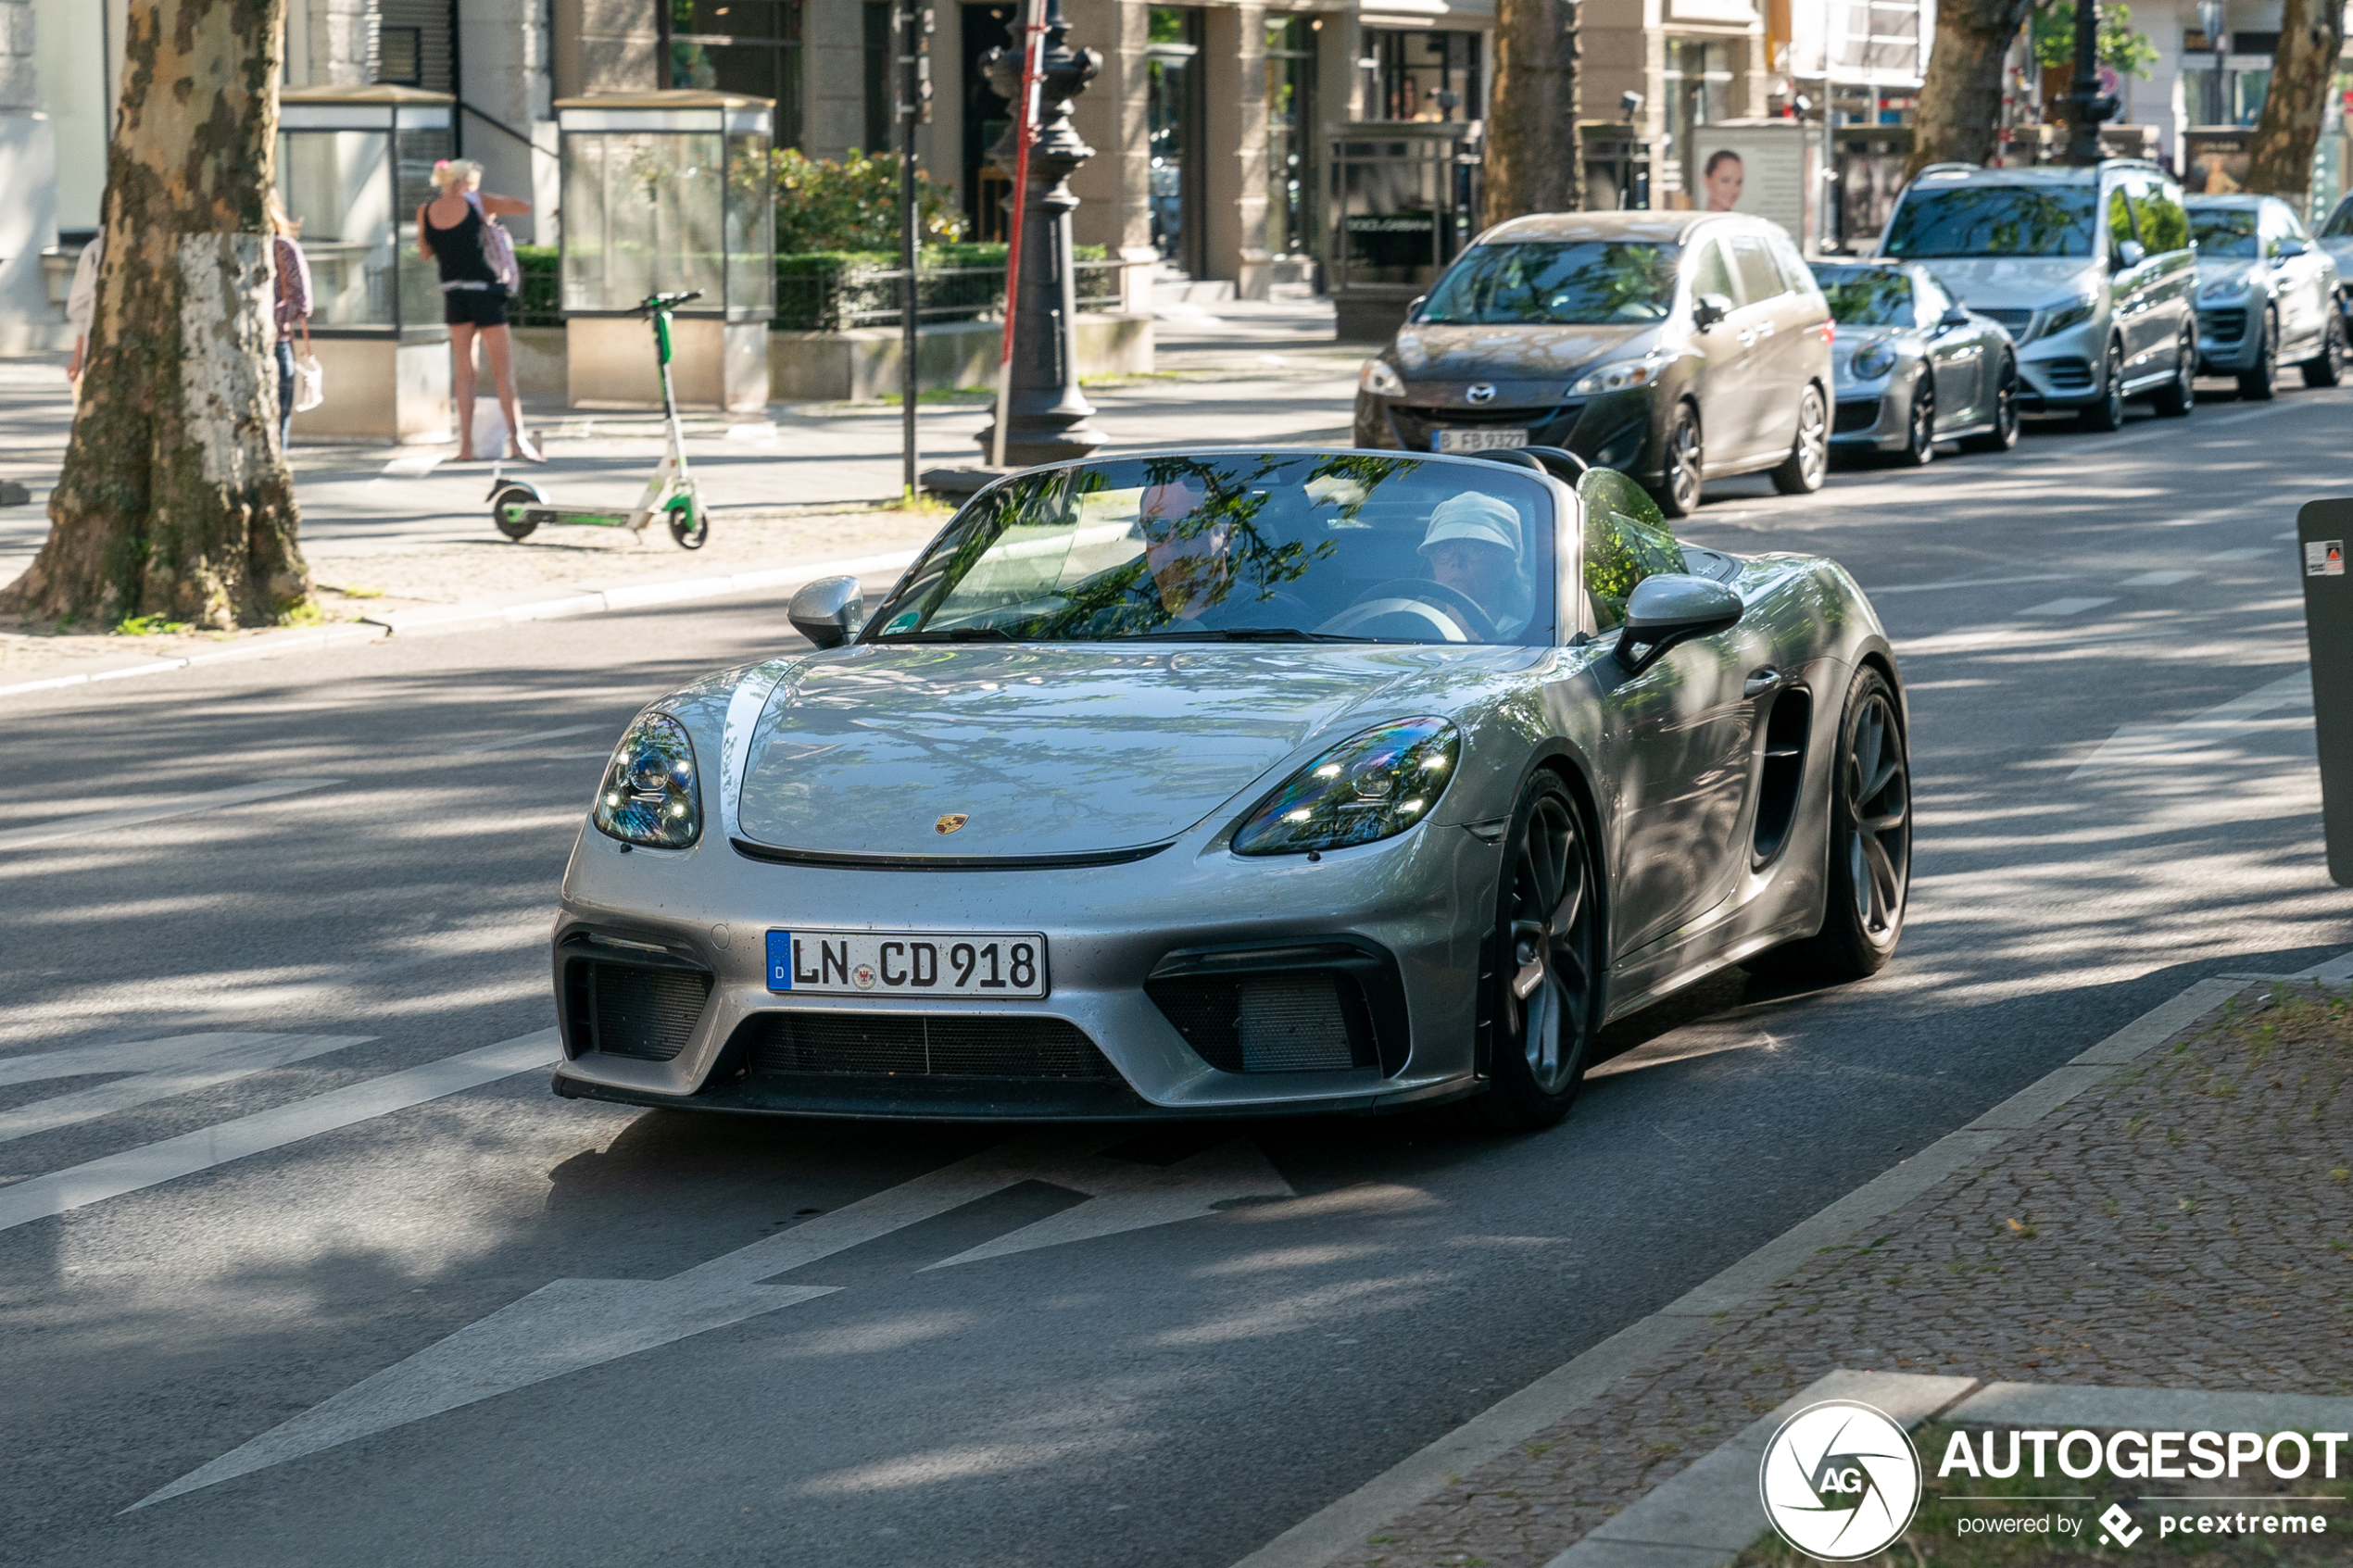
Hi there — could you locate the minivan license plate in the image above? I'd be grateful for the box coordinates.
[1433,428,1529,454]
[765,929,1049,998]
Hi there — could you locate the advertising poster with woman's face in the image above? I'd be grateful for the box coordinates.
[1704,150,1744,211]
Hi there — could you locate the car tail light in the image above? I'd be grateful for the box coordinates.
[1818,320,1836,345]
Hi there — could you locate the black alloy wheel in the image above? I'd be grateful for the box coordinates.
[2240,308,2279,400]
[490,483,539,541]
[2149,327,2196,418]
[1960,355,2020,452]
[2301,309,2347,389]
[1746,667,1910,983]
[1453,771,1604,1132]
[1770,384,1830,495]
[1893,380,1935,466]
[1655,402,1704,519]
[2079,339,2127,431]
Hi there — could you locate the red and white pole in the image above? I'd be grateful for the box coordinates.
[988,0,1047,471]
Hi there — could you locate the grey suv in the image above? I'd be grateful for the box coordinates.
[1351,211,1834,518]
[1877,159,2197,429]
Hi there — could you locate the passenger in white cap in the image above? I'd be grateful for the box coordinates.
[1419,492,1533,637]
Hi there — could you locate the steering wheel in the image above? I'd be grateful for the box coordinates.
[1332,578,1498,642]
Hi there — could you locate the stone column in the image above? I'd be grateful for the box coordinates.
[1066,0,1152,310]
[975,0,1107,465]
[459,0,557,245]
[802,0,864,157]
[1202,3,1273,295]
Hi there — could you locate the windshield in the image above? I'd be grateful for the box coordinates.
[1418,242,1680,325]
[866,455,1557,647]
[1881,185,2096,258]
[2325,198,2353,239]
[2191,208,2259,257]
[1815,267,1916,327]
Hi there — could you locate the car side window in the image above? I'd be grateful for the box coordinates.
[1691,239,1739,307]
[1729,233,1785,304]
[2128,182,2191,255]
[1765,228,1819,299]
[1578,469,1685,632]
[2107,185,2139,257]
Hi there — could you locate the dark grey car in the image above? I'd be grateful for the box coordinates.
[1818,261,2020,465]
[1351,211,1834,519]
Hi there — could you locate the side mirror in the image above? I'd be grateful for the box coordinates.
[2278,237,2309,260]
[1692,292,1735,331]
[1616,574,1743,673]
[1406,294,1428,319]
[1937,305,1972,332]
[2114,239,2146,270]
[788,575,865,649]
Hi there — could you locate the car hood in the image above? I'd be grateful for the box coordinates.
[2195,257,2263,291]
[1904,257,2098,307]
[1392,321,1654,383]
[732,644,1531,857]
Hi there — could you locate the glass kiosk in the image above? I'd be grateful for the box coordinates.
[273,85,454,444]
[1323,120,1483,345]
[555,93,775,411]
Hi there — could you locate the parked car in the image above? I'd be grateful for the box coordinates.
[1877,159,2196,429]
[1814,260,2020,465]
[2320,194,2353,332]
[1351,210,1834,518]
[551,447,1909,1131]
[2186,193,2347,397]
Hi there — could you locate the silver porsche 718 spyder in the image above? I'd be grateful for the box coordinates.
[550,448,1910,1130]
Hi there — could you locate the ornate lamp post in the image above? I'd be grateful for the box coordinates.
[2056,0,2119,165]
[976,0,1106,466]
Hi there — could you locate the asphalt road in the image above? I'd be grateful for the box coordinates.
[6,381,2350,1567]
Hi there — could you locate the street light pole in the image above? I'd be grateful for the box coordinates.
[2056,0,2117,165]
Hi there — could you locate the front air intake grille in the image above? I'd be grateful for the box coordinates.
[562,953,713,1061]
[1146,971,1378,1073]
[736,1011,1118,1079]
[2041,358,2095,390]
[1832,398,1881,434]
[1977,307,2035,338]
[2199,308,2246,344]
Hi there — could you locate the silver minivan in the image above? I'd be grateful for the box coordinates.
[1876,159,2197,430]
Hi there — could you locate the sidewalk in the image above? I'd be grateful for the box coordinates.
[0,301,1358,691]
[1322,975,2353,1568]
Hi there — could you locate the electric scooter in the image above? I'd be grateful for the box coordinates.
[485,289,710,549]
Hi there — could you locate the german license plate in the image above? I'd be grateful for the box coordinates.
[765,929,1049,999]
[1433,427,1529,454]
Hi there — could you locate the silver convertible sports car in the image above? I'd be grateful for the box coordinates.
[550,449,1910,1130]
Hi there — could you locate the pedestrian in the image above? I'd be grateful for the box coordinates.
[416,158,540,462]
[65,230,102,407]
[268,194,314,452]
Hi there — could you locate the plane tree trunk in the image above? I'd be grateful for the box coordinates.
[1487,0,1583,222]
[2244,0,2347,204]
[1907,0,2037,179]
[2,0,306,632]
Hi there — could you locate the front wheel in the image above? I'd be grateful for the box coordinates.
[2301,309,2347,388]
[2239,309,2279,400]
[1449,771,1604,1133]
[1890,380,1934,466]
[2079,339,2126,431]
[667,497,708,549]
[1769,384,1830,494]
[1746,667,1910,983]
[2149,327,2196,417]
[490,483,539,542]
[1652,402,1703,519]
[1959,355,2020,452]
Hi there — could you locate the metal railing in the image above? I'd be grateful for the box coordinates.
[775,260,1126,332]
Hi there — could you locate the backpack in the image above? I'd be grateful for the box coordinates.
[463,189,521,292]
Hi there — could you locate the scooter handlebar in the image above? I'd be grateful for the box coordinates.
[640,290,705,312]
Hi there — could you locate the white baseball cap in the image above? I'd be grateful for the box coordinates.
[1419,492,1523,556]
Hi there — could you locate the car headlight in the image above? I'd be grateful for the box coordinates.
[2040,294,2098,334]
[1358,358,1406,397]
[594,712,702,848]
[1568,351,1667,397]
[1232,717,1460,856]
[2198,272,2255,302]
[1848,338,1898,380]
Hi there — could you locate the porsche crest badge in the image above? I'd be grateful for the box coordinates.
[935,813,970,834]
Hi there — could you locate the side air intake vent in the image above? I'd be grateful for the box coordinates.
[562,948,714,1061]
[1752,687,1813,865]
[1146,970,1378,1073]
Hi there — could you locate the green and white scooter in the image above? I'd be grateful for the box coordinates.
[486,289,710,549]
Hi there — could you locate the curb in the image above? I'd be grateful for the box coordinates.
[0,547,920,706]
[1225,956,2352,1568]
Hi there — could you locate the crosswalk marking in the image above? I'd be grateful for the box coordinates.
[0,779,343,852]
[0,1033,373,1145]
[2071,669,2311,780]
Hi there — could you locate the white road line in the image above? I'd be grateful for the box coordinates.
[2070,669,2311,780]
[453,722,610,757]
[0,1033,373,1144]
[0,778,343,852]
[1860,571,2077,596]
[2121,569,2197,587]
[2018,596,2116,616]
[2204,546,2276,561]
[0,1030,560,1236]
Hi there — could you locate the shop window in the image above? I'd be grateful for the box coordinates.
[1265,16,1318,257]
[1368,30,1481,123]
[667,1,804,147]
[862,2,891,153]
[378,27,423,87]
[1663,38,1730,207]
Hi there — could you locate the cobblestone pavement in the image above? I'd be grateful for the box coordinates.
[1349,981,2353,1568]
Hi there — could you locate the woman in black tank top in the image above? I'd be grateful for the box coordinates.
[418,159,540,461]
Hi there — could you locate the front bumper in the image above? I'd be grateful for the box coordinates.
[1828,374,1907,451]
[548,812,1502,1120]
[2007,318,2106,410]
[2196,301,2258,370]
[1353,388,1662,483]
